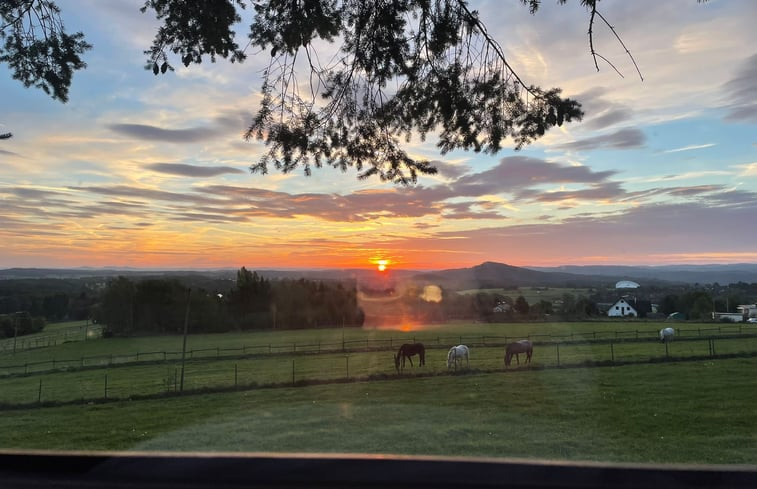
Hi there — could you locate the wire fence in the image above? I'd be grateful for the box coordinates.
[2,333,757,408]
[0,324,103,355]
[0,323,755,378]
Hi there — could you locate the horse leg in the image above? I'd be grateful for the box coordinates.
[408,355,414,367]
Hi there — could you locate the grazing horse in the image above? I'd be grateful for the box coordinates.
[393,343,426,372]
[446,345,470,369]
[660,327,675,343]
[505,340,533,366]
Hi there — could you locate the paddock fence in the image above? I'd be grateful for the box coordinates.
[0,323,755,378]
[1,331,757,409]
[0,324,103,355]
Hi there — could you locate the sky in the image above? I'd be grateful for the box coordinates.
[1,0,756,271]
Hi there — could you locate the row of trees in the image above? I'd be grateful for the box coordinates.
[0,312,46,339]
[0,283,98,322]
[96,268,365,336]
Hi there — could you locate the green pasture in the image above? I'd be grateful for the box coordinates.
[0,320,748,373]
[0,323,755,407]
[0,356,754,464]
[0,319,102,355]
[457,287,595,303]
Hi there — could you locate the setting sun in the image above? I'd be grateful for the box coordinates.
[377,260,388,272]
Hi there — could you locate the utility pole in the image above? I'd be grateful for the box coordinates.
[179,288,192,393]
[12,311,26,354]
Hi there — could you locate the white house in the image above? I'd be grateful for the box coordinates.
[712,312,745,322]
[738,304,757,319]
[608,298,637,317]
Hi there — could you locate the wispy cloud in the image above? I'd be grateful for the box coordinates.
[663,143,716,153]
[555,128,645,152]
[108,123,222,143]
[723,53,757,123]
[145,163,244,177]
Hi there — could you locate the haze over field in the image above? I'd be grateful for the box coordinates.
[1,1,756,270]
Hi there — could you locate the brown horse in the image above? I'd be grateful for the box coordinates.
[505,340,533,366]
[394,343,426,372]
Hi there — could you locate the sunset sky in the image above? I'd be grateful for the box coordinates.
[1,0,756,270]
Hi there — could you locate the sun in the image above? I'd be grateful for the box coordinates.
[377,259,388,272]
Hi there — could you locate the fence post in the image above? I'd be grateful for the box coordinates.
[346,356,349,379]
[292,359,295,385]
[665,342,669,359]
[38,379,42,404]
[104,374,108,399]
[318,341,321,354]
[556,344,560,366]
[711,338,716,356]
[610,342,615,363]
[234,364,238,389]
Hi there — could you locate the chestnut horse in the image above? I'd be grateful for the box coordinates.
[394,343,426,372]
[505,340,533,366]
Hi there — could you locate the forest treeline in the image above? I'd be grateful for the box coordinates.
[95,268,364,336]
[0,269,756,338]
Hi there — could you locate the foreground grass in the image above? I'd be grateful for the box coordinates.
[0,357,754,465]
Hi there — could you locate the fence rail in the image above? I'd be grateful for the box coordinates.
[0,324,755,378]
[0,324,103,355]
[2,333,756,409]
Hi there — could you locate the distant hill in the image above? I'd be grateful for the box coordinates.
[528,264,757,285]
[2,262,754,287]
[411,261,623,290]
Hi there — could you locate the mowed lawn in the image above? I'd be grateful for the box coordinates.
[0,356,755,464]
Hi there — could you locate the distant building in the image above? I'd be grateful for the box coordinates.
[738,304,757,319]
[615,280,640,289]
[712,312,745,322]
[608,298,637,317]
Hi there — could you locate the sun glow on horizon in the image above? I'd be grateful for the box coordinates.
[377,259,388,272]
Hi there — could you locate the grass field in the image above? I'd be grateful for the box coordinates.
[0,357,754,464]
[0,322,754,464]
[457,287,595,304]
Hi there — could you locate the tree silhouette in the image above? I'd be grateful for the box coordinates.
[1,1,677,183]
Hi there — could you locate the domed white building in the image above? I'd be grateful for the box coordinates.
[615,280,640,289]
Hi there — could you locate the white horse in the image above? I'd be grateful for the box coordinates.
[447,345,470,369]
[660,327,675,343]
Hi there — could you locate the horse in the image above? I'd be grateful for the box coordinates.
[660,327,675,343]
[393,343,426,372]
[504,340,533,366]
[446,345,469,369]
